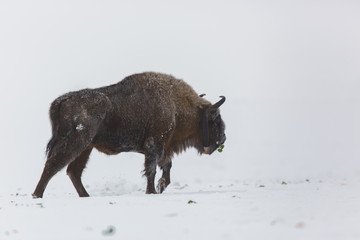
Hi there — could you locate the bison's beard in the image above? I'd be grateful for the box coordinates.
[203,146,217,155]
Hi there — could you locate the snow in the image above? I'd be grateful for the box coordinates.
[2,175,360,240]
[1,0,360,240]
[76,123,84,131]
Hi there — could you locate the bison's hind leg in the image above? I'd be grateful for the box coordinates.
[32,137,91,198]
[33,91,112,198]
[66,147,93,197]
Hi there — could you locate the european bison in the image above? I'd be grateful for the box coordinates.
[33,72,226,198]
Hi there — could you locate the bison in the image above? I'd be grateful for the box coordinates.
[33,72,226,198]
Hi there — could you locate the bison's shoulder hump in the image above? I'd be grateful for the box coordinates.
[121,72,197,97]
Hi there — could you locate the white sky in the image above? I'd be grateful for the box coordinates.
[0,0,359,192]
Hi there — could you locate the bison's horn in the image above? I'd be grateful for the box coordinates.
[211,96,226,109]
[199,94,206,97]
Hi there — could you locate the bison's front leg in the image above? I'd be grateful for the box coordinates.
[157,161,172,193]
[144,138,164,194]
[144,155,157,194]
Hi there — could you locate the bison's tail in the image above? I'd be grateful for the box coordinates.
[46,134,57,159]
[45,95,69,158]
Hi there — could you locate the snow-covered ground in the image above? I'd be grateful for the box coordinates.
[1,166,360,240]
[1,1,360,239]
[1,148,360,240]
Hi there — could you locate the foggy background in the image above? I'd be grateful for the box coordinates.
[1,0,359,195]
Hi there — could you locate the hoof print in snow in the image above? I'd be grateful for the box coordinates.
[102,225,116,236]
[36,203,44,208]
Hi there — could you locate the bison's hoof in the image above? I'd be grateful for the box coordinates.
[157,178,167,194]
[32,193,42,199]
[145,189,157,194]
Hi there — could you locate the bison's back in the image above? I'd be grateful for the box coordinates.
[118,72,209,110]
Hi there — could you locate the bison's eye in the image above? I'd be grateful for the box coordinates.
[216,141,219,145]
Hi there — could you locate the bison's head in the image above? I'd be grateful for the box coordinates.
[202,96,226,155]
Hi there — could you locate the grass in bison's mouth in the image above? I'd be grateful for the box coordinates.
[218,144,224,152]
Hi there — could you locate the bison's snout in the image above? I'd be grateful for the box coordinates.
[217,134,226,147]
[203,134,226,155]
[221,134,226,145]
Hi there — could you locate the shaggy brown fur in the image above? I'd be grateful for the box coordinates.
[33,72,226,198]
